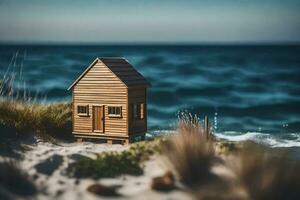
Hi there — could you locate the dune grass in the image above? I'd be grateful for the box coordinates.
[68,139,162,179]
[1,54,300,198]
[0,100,72,142]
[232,142,300,200]
[0,53,73,143]
[162,113,300,200]
[163,113,216,187]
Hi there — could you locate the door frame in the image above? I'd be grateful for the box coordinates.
[92,105,105,133]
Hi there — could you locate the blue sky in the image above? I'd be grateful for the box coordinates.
[0,0,300,43]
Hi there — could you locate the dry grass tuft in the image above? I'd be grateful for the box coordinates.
[163,113,216,187]
[0,52,72,143]
[163,114,300,200]
[0,100,72,142]
[232,142,300,200]
[177,112,212,138]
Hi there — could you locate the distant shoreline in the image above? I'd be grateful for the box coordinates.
[1,42,300,46]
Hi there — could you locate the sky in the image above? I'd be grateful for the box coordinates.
[0,0,300,43]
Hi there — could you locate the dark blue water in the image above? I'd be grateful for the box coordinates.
[0,44,300,147]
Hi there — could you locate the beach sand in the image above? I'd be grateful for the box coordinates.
[14,139,191,200]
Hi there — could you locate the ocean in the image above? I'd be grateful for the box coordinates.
[0,44,300,147]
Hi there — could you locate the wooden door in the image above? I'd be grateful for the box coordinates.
[93,106,104,133]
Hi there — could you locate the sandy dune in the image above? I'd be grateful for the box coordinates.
[17,140,191,200]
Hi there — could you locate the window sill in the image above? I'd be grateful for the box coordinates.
[108,114,122,118]
[78,113,89,117]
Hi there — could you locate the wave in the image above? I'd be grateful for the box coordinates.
[1,44,300,134]
[148,129,300,148]
[215,131,300,148]
[148,130,300,148]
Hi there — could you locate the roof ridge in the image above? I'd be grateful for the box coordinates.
[98,57,127,60]
[68,57,150,90]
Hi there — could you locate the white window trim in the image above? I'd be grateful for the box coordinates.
[133,103,145,120]
[77,104,89,116]
[108,106,122,118]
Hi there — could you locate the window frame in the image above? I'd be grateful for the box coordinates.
[133,103,145,120]
[77,104,89,116]
[108,106,122,118]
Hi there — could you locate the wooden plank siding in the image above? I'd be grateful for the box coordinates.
[69,58,150,141]
[128,87,147,135]
[73,60,128,136]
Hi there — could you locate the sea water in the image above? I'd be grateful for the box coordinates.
[0,44,299,147]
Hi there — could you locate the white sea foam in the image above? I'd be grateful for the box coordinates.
[150,130,300,148]
[215,131,300,148]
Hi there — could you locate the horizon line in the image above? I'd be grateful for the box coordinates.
[0,40,300,46]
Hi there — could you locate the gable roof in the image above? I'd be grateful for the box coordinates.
[68,57,151,90]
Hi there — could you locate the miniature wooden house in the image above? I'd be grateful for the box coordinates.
[68,57,150,144]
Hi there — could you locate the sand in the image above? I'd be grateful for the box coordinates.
[12,139,191,200]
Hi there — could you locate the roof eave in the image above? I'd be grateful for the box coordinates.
[67,57,152,90]
[126,81,152,88]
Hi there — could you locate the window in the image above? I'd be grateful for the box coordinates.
[133,103,145,120]
[77,105,89,116]
[108,106,122,117]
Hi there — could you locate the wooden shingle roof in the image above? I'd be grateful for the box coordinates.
[68,57,151,90]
